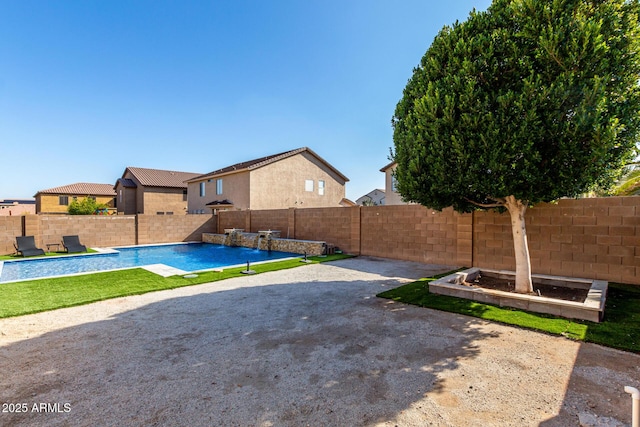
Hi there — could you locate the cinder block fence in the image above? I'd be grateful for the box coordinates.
[1,196,639,285]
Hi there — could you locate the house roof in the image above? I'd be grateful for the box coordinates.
[121,167,202,189]
[187,147,349,183]
[35,183,117,197]
[339,198,357,207]
[116,178,137,188]
[0,199,35,205]
[380,161,397,172]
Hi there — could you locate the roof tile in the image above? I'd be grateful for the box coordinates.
[36,183,117,196]
[124,167,201,188]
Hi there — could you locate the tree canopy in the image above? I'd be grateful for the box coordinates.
[392,0,640,293]
[392,0,640,213]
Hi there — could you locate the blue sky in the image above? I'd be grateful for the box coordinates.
[0,0,492,201]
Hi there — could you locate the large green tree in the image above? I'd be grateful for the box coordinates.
[392,0,640,293]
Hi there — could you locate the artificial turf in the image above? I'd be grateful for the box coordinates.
[377,273,640,353]
[0,254,351,318]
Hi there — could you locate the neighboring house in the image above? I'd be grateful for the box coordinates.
[339,198,357,207]
[0,199,36,216]
[356,189,385,206]
[186,147,349,213]
[114,167,201,215]
[34,183,117,214]
[380,161,409,205]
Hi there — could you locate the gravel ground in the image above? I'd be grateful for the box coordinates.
[0,257,639,427]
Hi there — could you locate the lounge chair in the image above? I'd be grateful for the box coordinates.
[15,236,45,257]
[62,235,87,253]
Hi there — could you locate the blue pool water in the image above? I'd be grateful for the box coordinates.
[0,243,298,283]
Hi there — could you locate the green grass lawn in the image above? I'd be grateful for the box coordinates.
[377,272,640,354]
[0,254,352,318]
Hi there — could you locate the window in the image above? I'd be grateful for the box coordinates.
[391,175,398,192]
[305,180,314,192]
[182,189,187,201]
[200,182,206,197]
[59,196,69,206]
[216,179,223,195]
[318,180,325,196]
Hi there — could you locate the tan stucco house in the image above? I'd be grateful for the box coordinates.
[380,161,409,205]
[35,183,117,214]
[186,147,349,213]
[115,167,201,215]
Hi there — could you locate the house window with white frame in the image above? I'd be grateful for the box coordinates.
[199,182,206,197]
[216,179,223,195]
[305,180,314,192]
[318,180,325,195]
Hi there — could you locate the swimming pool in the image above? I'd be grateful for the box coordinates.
[0,243,298,283]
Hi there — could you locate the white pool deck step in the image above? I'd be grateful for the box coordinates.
[142,264,189,277]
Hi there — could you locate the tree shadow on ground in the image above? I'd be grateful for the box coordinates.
[376,269,640,426]
[539,283,640,426]
[537,341,640,427]
[0,265,493,427]
[5,258,636,426]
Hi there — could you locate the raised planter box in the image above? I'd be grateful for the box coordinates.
[429,268,608,323]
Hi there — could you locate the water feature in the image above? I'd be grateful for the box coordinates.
[223,228,244,247]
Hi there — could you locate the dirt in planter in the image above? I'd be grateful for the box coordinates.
[464,274,589,303]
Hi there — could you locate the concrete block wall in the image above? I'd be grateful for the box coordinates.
[34,215,137,249]
[247,209,290,236]
[217,198,640,285]
[360,205,472,266]
[294,207,360,254]
[3,196,640,285]
[2,214,214,254]
[24,215,41,249]
[137,214,216,245]
[473,197,640,285]
[0,216,23,254]
[218,211,250,233]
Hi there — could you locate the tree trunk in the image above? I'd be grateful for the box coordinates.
[503,195,533,294]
